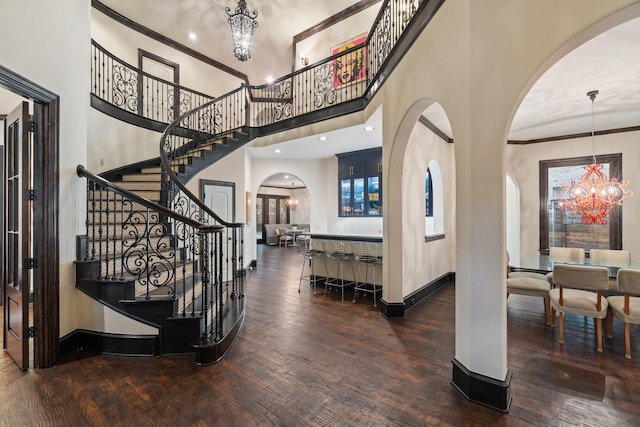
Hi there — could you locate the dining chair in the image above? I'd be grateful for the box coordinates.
[549,247,586,262]
[549,264,609,352]
[507,276,552,325]
[506,252,551,324]
[276,228,292,247]
[506,251,548,281]
[590,248,631,290]
[546,247,586,285]
[589,249,631,268]
[606,268,640,359]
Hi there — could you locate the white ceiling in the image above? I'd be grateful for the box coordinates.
[2,3,639,187]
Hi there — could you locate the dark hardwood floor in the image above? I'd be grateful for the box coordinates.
[2,244,639,426]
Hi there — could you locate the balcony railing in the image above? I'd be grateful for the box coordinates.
[90,0,445,134]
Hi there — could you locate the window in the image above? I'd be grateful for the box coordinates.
[539,154,623,252]
[425,168,433,217]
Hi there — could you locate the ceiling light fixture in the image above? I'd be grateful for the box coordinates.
[319,136,328,141]
[287,182,299,210]
[226,0,258,62]
[559,90,633,225]
[364,126,374,131]
[274,149,281,153]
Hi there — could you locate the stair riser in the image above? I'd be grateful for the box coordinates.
[121,173,163,182]
[99,259,197,289]
[117,181,163,192]
[90,189,160,202]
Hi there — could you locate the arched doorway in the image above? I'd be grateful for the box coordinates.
[255,173,309,245]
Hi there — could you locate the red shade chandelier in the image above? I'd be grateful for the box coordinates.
[559,90,633,225]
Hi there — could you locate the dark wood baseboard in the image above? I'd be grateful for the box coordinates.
[59,329,159,360]
[451,358,512,413]
[405,272,453,311]
[380,272,454,318]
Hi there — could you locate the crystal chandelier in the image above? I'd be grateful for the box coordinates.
[559,90,633,225]
[225,0,258,62]
[287,183,298,211]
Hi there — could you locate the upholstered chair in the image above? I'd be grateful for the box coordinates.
[590,249,631,289]
[549,264,609,352]
[505,252,552,324]
[546,247,586,285]
[276,228,292,247]
[606,268,640,359]
[507,276,552,325]
[506,251,548,281]
[589,249,631,267]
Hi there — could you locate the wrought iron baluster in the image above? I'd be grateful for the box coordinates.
[119,194,125,280]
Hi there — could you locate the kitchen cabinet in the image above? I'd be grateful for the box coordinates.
[336,148,382,217]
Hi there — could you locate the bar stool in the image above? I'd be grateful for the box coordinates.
[352,241,382,307]
[298,235,324,294]
[322,240,355,301]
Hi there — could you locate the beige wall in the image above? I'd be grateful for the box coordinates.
[0,0,91,336]
[91,8,243,96]
[295,4,381,71]
[88,108,163,173]
[368,0,640,381]
[508,130,640,260]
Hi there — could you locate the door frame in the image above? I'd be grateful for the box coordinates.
[200,180,236,283]
[1,65,59,368]
[256,193,291,244]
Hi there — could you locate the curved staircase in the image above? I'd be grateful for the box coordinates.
[75,127,251,364]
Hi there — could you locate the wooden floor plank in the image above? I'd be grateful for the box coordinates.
[1,244,639,426]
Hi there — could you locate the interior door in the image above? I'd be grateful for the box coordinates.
[141,54,177,122]
[3,101,31,370]
[202,181,235,283]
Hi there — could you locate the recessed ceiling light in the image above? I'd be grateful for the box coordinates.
[319,136,328,141]
[266,76,274,84]
[274,149,281,153]
[284,175,289,179]
[189,32,197,41]
[364,126,374,131]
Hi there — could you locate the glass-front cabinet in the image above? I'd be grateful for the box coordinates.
[337,148,382,217]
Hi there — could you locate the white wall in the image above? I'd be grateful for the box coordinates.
[295,4,381,71]
[91,9,243,96]
[88,108,163,172]
[0,0,91,336]
[400,118,456,296]
[367,0,639,383]
[507,130,640,261]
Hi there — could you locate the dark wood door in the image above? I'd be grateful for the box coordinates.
[3,101,31,370]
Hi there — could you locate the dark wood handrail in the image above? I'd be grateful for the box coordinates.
[157,97,246,229]
[77,164,222,232]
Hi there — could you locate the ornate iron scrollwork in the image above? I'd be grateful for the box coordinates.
[314,63,337,108]
[112,64,138,112]
[272,79,293,122]
[121,202,176,294]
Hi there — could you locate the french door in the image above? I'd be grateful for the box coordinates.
[3,101,32,370]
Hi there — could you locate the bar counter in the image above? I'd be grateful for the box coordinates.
[308,233,382,285]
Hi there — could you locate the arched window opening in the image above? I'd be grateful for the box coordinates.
[425,161,444,238]
[425,168,433,217]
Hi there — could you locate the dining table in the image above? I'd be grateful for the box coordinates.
[511,254,640,279]
[286,229,305,247]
